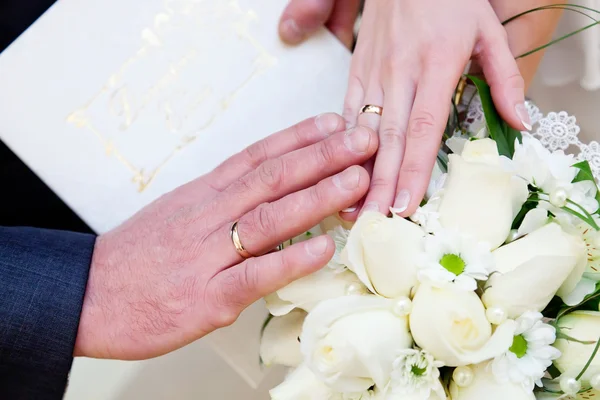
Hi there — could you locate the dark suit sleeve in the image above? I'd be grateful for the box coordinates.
[0,226,96,399]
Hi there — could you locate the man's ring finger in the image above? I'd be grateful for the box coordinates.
[230,220,254,259]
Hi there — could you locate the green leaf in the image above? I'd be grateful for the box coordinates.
[562,199,600,230]
[573,160,600,207]
[466,75,522,158]
[511,199,539,230]
[437,149,448,172]
[556,283,600,320]
[546,364,562,380]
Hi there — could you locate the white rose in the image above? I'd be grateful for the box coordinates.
[554,311,600,383]
[300,295,413,393]
[270,364,333,400]
[449,362,535,400]
[437,139,528,250]
[410,283,516,367]
[342,211,426,298]
[265,267,368,316]
[260,309,306,367]
[482,223,587,318]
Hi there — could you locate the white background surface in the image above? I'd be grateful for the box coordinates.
[0,0,351,398]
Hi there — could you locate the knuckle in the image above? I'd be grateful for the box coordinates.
[252,203,281,238]
[342,105,356,121]
[383,51,409,75]
[314,139,337,165]
[209,304,239,328]
[369,176,393,190]
[242,261,260,295]
[308,184,326,206]
[401,160,426,176]
[205,277,242,328]
[408,111,436,140]
[257,158,286,193]
[243,140,270,169]
[379,126,406,149]
[347,74,365,94]
[489,26,509,43]
[505,72,525,90]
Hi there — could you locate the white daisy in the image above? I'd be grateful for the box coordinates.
[417,230,494,291]
[387,349,446,400]
[492,311,561,391]
[508,136,578,194]
[410,196,442,234]
[327,226,350,274]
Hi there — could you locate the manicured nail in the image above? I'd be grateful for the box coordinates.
[344,127,371,153]
[391,189,411,214]
[306,236,328,257]
[315,113,342,135]
[280,19,303,43]
[515,103,532,131]
[362,202,380,213]
[333,167,360,190]
[341,204,358,213]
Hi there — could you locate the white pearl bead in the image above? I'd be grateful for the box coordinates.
[550,188,568,208]
[590,372,600,390]
[559,375,581,395]
[345,284,363,296]
[485,307,507,325]
[453,366,474,388]
[392,297,412,316]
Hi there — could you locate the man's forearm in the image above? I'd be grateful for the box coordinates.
[490,0,564,90]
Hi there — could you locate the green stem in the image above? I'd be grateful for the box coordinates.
[503,4,600,25]
[557,291,600,320]
[576,336,600,380]
[516,20,600,59]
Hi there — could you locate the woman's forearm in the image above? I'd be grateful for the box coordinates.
[489,0,563,90]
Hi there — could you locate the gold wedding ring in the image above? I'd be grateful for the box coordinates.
[360,104,383,116]
[230,220,254,259]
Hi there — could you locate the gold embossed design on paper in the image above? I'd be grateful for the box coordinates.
[67,0,277,192]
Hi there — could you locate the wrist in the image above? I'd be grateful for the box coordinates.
[73,235,113,358]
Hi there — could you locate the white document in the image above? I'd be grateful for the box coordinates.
[0,0,351,398]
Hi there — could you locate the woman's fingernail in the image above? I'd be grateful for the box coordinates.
[391,189,411,214]
[280,19,303,43]
[515,103,532,131]
[341,204,358,213]
[362,202,380,213]
[315,113,342,135]
[333,167,360,190]
[344,127,371,153]
[306,236,328,257]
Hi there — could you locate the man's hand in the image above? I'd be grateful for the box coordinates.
[73,114,378,360]
[278,0,361,49]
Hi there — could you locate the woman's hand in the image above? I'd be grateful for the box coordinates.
[73,114,378,360]
[280,0,530,218]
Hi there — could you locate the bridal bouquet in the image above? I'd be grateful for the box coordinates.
[260,76,600,400]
